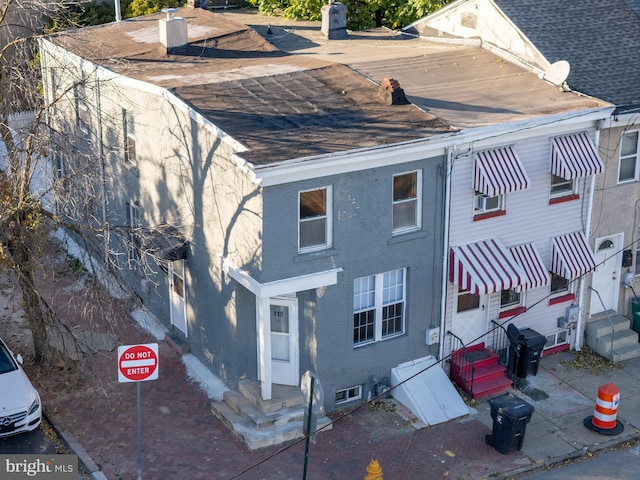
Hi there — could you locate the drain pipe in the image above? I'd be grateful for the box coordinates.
[438,146,453,361]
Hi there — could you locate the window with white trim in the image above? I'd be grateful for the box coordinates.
[500,288,523,312]
[335,385,362,405]
[126,202,140,265]
[353,269,406,346]
[550,272,571,296]
[618,131,640,183]
[123,109,137,166]
[298,187,331,252]
[392,170,421,233]
[549,174,575,198]
[474,190,504,215]
[75,84,91,136]
[545,329,570,350]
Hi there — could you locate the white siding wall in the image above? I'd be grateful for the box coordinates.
[444,125,598,355]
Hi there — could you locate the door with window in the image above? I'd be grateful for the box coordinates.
[169,260,187,336]
[270,296,299,386]
[451,288,488,347]
[590,235,621,315]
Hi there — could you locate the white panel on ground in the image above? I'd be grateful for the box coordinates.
[390,356,471,426]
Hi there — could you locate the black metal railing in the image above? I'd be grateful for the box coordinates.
[447,330,475,392]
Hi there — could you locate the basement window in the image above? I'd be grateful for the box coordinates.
[335,385,362,405]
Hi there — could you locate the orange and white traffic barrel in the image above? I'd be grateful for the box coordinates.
[583,383,624,435]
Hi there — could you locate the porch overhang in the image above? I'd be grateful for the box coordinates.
[449,239,526,295]
[551,231,596,279]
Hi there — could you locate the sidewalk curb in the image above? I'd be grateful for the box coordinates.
[45,411,107,480]
[499,430,640,478]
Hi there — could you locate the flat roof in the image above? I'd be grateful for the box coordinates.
[45,7,610,165]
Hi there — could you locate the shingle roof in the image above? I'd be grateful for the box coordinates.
[494,0,640,109]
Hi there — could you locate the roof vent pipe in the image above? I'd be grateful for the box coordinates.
[159,8,188,54]
[114,0,122,21]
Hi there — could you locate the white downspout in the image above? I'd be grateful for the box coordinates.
[575,126,601,350]
[438,146,453,360]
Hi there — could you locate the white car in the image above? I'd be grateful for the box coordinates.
[0,337,42,437]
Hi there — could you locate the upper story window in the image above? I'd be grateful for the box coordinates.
[353,268,406,346]
[618,131,640,184]
[474,191,504,215]
[549,174,576,199]
[123,109,137,165]
[126,202,141,265]
[75,84,91,136]
[392,170,421,234]
[298,186,331,252]
[550,272,570,296]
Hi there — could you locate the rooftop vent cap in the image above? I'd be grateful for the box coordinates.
[159,8,188,53]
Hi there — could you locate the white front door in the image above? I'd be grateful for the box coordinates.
[270,296,299,386]
[590,235,622,315]
[451,288,488,347]
[169,260,187,336]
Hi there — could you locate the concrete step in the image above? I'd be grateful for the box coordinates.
[238,379,304,413]
[586,315,631,339]
[610,343,640,363]
[222,390,304,429]
[210,401,331,450]
[595,329,639,354]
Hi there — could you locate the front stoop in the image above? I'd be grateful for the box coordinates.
[586,313,640,362]
[449,343,513,399]
[210,380,333,450]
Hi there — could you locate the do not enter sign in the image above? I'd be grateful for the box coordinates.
[118,343,159,383]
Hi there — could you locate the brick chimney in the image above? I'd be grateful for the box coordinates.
[159,8,188,54]
[377,77,410,105]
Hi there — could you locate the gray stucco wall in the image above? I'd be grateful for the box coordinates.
[262,155,447,410]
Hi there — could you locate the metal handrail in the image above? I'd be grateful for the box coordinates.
[589,286,615,358]
[446,330,475,392]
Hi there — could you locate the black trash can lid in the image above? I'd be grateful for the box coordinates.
[489,393,534,418]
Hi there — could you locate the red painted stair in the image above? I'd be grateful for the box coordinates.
[449,343,513,399]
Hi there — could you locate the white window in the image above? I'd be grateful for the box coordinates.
[474,191,504,215]
[550,272,571,296]
[298,187,331,252]
[545,329,570,350]
[618,131,640,183]
[392,170,421,233]
[353,269,406,346]
[126,202,140,264]
[123,109,137,165]
[75,84,91,136]
[335,385,362,405]
[500,288,523,312]
[549,174,575,198]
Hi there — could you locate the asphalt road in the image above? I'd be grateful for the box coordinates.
[0,426,57,454]
[521,443,640,479]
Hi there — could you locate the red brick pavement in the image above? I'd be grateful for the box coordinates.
[5,249,530,480]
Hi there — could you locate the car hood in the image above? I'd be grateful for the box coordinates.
[0,369,38,413]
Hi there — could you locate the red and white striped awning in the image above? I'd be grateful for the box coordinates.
[551,132,604,180]
[551,231,596,279]
[450,239,526,295]
[473,146,530,196]
[509,243,549,291]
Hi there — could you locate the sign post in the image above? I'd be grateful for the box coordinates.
[118,343,159,480]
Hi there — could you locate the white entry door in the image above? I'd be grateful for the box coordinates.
[169,260,187,336]
[451,288,488,347]
[270,296,299,386]
[590,235,622,315]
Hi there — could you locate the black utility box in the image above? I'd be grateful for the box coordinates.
[486,393,534,454]
[507,325,546,379]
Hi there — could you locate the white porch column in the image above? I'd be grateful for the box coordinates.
[256,296,272,400]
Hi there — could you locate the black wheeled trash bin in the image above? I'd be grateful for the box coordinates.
[507,325,546,379]
[517,328,546,378]
[631,297,640,334]
[485,393,534,454]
